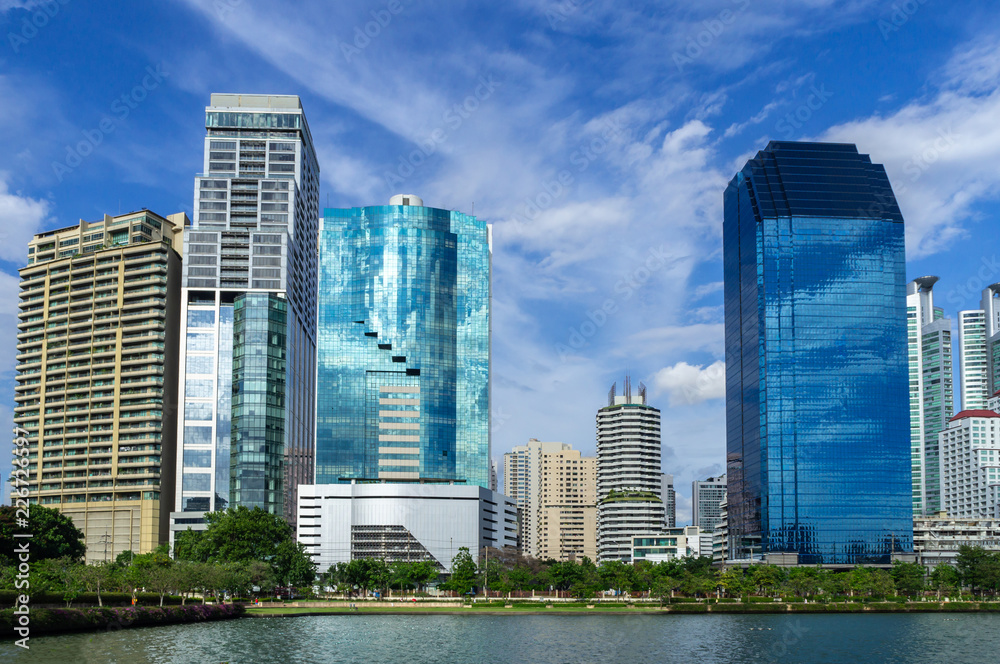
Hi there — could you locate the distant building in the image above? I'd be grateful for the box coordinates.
[490,459,498,492]
[724,141,913,564]
[713,494,729,564]
[661,474,676,528]
[914,515,1000,568]
[906,277,954,515]
[296,483,516,571]
[14,210,187,562]
[692,474,727,533]
[631,526,704,563]
[939,409,1000,518]
[958,286,1000,412]
[504,439,597,560]
[959,309,990,410]
[597,377,665,562]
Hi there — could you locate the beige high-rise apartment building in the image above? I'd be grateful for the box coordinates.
[537,447,597,561]
[504,439,597,560]
[13,210,185,563]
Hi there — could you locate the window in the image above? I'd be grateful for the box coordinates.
[185,356,214,375]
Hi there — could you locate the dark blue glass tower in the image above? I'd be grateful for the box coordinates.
[316,195,490,488]
[724,142,913,565]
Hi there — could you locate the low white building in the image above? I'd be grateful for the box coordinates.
[939,409,1000,518]
[631,526,705,563]
[914,514,1000,568]
[296,483,517,572]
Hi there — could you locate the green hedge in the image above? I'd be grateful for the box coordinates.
[1,602,244,635]
[667,603,707,613]
[0,590,185,607]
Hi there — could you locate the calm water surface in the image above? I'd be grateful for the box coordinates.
[3,613,998,663]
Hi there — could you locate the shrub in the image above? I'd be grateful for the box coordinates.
[0,601,245,634]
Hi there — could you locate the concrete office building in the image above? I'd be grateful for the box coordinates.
[631,526,705,563]
[692,474,727,533]
[14,210,186,562]
[662,474,676,528]
[170,94,319,545]
[906,277,954,515]
[914,515,1000,568]
[296,483,517,571]
[597,377,665,562]
[504,439,597,560]
[939,409,1000,518]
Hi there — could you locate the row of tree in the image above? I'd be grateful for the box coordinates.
[1,504,316,604]
[0,548,274,606]
[4,505,1000,602]
[318,546,1000,600]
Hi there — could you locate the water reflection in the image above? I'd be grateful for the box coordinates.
[3,613,997,664]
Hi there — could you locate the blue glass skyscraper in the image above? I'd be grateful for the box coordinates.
[724,141,913,565]
[316,194,490,488]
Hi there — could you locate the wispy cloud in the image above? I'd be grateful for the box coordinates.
[822,35,1000,258]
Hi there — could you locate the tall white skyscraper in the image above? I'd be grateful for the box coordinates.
[906,277,954,515]
[958,285,1000,413]
[170,94,319,546]
[597,377,665,562]
[692,474,727,533]
[959,310,989,410]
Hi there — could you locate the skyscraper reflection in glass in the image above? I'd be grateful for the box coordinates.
[724,142,913,565]
[316,195,490,488]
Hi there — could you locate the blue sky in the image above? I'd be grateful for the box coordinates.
[2,0,999,521]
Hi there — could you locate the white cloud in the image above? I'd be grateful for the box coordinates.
[0,173,50,263]
[653,360,726,406]
[692,281,724,299]
[821,36,1000,258]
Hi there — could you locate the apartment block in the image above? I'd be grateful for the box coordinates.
[14,210,185,562]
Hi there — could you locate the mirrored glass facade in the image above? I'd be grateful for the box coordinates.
[316,200,490,488]
[724,141,913,565]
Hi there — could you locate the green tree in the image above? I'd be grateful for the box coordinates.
[410,560,440,593]
[929,564,961,599]
[955,546,1000,597]
[720,567,751,600]
[869,569,896,599]
[441,547,477,596]
[273,540,317,587]
[569,557,603,600]
[174,506,315,586]
[847,566,873,597]
[889,561,925,597]
[77,563,112,607]
[0,505,86,564]
[785,567,822,598]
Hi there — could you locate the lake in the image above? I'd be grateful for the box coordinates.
[3,613,998,663]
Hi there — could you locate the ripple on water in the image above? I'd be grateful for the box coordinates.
[2,612,998,664]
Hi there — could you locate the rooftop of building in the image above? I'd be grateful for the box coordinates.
[731,140,903,222]
[949,409,1000,421]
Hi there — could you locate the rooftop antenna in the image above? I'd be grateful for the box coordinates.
[471,201,475,216]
